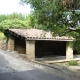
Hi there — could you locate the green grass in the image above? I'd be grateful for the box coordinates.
[68,60,79,66]
[0,32,6,40]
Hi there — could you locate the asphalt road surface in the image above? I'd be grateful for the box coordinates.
[0,50,80,80]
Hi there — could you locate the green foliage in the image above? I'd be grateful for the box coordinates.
[73,40,80,54]
[0,13,33,38]
[68,60,79,66]
[20,0,80,53]
[0,13,26,22]
[0,32,6,40]
[7,13,25,20]
[20,0,80,33]
[0,19,28,30]
[0,14,8,23]
[0,13,32,31]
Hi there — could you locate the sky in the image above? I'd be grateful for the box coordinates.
[0,0,31,15]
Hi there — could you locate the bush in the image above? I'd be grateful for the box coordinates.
[68,60,79,66]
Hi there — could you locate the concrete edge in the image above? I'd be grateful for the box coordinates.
[32,60,80,71]
[38,59,80,64]
[32,60,62,71]
[31,60,80,77]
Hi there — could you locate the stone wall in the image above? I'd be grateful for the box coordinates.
[7,39,14,51]
[0,40,7,50]
[15,37,26,54]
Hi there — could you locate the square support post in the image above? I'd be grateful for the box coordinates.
[26,40,35,61]
[66,41,73,59]
[7,38,14,51]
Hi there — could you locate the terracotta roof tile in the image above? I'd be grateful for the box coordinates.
[9,29,73,41]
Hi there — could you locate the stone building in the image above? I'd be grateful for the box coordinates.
[7,29,74,61]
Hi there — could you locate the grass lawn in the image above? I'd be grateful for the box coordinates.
[0,32,6,40]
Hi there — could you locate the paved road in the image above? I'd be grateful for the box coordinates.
[0,50,80,80]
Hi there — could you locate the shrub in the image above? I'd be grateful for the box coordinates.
[68,60,79,66]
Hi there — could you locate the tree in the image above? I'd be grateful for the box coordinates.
[20,0,80,34]
[0,14,8,23]
[0,18,31,39]
[7,13,25,20]
[0,13,33,41]
[0,19,29,30]
[0,13,32,31]
[21,0,80,53]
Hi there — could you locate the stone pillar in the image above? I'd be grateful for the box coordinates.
[66,42,73,59]
[26,40,35,61]
[7,38,14,51]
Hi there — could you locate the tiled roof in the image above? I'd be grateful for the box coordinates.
[9,29,73,41]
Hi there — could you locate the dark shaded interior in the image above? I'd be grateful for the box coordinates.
[35,41,66,58]
[73,50,78,55]
[14,37,26,54]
